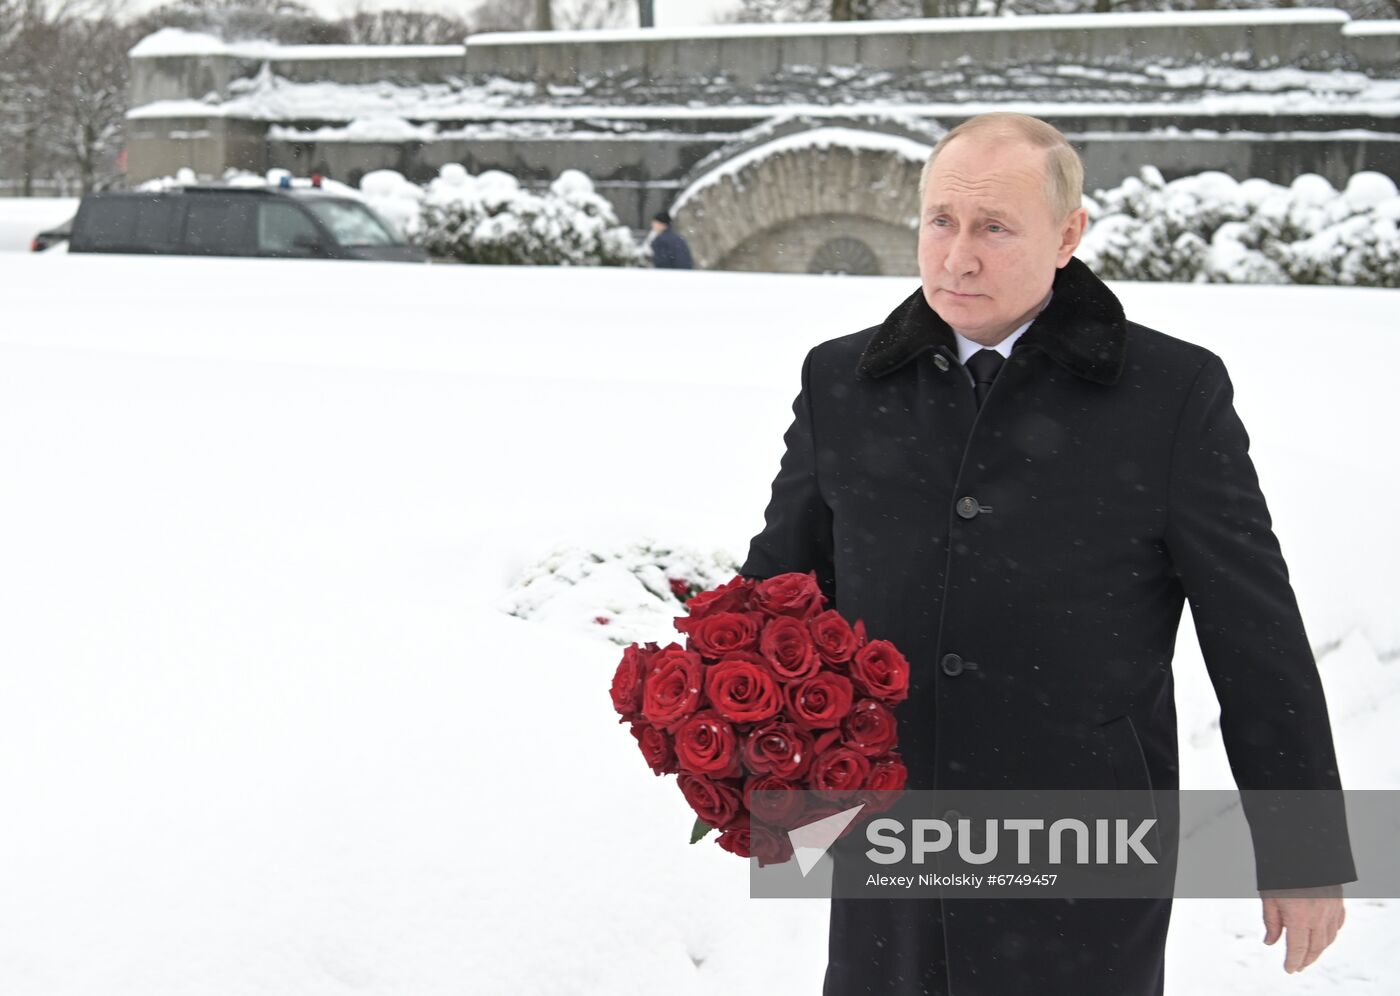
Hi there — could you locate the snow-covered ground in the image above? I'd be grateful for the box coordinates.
[0,197,77,252]
[0,253,1394,994]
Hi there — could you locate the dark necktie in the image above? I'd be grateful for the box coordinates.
[966,348,1005,408]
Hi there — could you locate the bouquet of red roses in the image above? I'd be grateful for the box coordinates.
[609,570,910,866]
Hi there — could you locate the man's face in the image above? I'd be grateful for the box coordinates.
[651,220,666,234]
[917,134,1087,343]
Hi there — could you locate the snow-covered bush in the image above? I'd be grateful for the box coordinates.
[499,540,741,646]
[1080,168,1400,287]
[360,165,645,267]
[358,168,424,241]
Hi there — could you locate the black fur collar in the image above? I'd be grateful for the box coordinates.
[854,257,1128,385]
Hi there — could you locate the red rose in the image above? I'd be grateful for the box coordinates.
[785,672,855,730]
[857,754,909,814]
[704,658,783,725]
[686,611,761,660]
[757,829,794,866]
[808,610,860,666]
[746,774,807,829]
[629,721,676,776]
[850,639,910,704]
[715,649,767,668]
[610,642,658,719]
[759,615,822,682]
[743,720,815,780]
[841,699,899,757]
[675,576,754,633]
[799,804,864,841]
[641,644,705,732]
[810,746,872,798]
[751,571,826,620]
[678,773,743,830]
[811,727,842,756]
[716,826,750,858]
[674,710,741,778]
[865,754,907,791]
[717,825,793,867]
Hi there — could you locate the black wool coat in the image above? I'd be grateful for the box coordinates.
[650,227,694,269]
[739,258,1355,996]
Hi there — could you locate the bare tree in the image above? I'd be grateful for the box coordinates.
[467,0,531,31]
[722,0,895,23]
[51,12,133,191]
[557,0,632,27]
[131,0,349,43]
[718,0,827,21]
[0,0,68,194]
[337,5,469,44]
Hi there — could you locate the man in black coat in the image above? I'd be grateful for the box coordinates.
[649,210,694,269]
[739,113,1353,995]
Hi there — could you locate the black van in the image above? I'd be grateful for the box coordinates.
[68,186,428,262]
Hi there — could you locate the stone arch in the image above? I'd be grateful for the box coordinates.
[809,235,882,275]
[670,123,936,275]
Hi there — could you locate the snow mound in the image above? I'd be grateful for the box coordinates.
[499,540,741,647]
[355,164,645,267]
[1081,166,1400,286]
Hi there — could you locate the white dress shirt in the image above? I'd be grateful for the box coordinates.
[950,292,1052,387]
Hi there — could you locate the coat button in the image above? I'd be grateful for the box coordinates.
[956,496,980,519]
[941,653,964,676]
[933,354,950,371]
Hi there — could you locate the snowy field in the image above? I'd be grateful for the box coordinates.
[0,253,1395,994]
[0,197,76,252]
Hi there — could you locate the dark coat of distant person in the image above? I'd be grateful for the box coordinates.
[650,225,693,269]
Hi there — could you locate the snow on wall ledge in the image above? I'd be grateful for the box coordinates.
[130,27,464,61]
[1343,20,1400,36]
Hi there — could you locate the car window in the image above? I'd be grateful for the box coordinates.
[258,202,322,254]
[133,201,178,246]
[183,199,255,254]
[80,198,178,251]
[80,199,136,249]
[304,200,397,247]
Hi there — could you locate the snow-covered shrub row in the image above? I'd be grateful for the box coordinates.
[1079,168,1400,287]
[499,540,742,647]
[360,165,645,267]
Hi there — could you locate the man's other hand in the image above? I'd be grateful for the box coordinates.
[1261,885,1345,973]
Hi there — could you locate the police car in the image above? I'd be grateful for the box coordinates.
[68,176,427,262]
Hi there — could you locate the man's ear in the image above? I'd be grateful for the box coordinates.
[1056,207,1089,266]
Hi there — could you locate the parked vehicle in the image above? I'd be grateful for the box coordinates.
[30,216,73,252]
[68,184,427,262]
